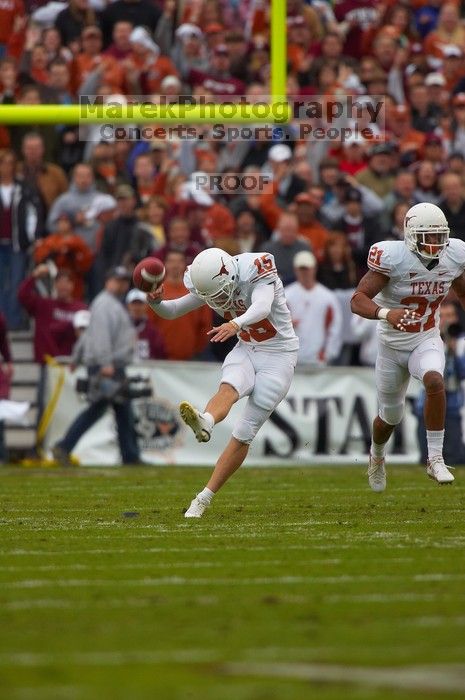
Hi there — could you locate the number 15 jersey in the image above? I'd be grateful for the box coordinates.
[184,252,299,353]
[367,238,465,351]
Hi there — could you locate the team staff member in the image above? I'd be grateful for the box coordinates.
[53,267,140,466]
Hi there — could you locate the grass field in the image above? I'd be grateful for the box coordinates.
[1,465,465,700]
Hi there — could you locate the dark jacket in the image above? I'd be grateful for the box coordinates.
[0,180,44,253]
[99,215,154,270]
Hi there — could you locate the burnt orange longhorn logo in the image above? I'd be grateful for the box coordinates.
[212,257,229,279]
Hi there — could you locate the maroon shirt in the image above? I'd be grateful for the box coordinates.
[188,69,245,96]
[134,319,166,360]
[334,0,378,60]
[18,277,87,363]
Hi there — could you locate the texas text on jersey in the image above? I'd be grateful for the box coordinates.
[367,238,465,350]
[184,252,299,353]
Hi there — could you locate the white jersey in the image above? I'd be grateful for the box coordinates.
[285,281,342,364]
[367,238,465,351]
[184,252,299,352]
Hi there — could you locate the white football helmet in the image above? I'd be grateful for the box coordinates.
[404,202,449,259]
[189,248,239,309]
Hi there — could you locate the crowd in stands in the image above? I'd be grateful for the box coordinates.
[1,0,465,373]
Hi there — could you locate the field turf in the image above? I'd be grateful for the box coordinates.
[1,465,465,700]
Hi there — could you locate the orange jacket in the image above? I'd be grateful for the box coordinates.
[148,280,212,360]
[203,202,236,241]
[72,54,125,94]
[0,0,23,45]
[33,234,93,300]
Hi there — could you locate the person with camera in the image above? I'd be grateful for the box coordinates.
[52,266,141,466]
[415,301,465,465]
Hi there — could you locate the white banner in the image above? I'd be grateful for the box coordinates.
[44,361,422,466]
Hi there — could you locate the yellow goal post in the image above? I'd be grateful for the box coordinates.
[0,0,288,125]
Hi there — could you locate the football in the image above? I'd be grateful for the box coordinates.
[133,257,165,292]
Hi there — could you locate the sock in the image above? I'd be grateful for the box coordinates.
[371,440,386,459]
[426,430,444,460]
[197,487,215,504]
[203,411,215,429]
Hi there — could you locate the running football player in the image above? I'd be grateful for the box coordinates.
[147,247,298,517]
[351,202,465,491]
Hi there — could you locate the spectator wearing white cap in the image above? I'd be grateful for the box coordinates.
[172,23,208,75]
[126,288,166,361]
[285,251,342,366]
[262,143,306,206]
[126,26,179,94]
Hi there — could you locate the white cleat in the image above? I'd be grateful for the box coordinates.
[368,454,386,492]
[184,496,209,518]
[426,456,454,485]
[179,401,212,443]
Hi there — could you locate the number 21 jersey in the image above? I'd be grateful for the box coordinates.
[184,252,299,353]
[367,238,465,350]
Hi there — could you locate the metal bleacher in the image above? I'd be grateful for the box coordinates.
[6,330,39,460]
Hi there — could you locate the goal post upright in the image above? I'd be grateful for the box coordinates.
[0,0,288,125]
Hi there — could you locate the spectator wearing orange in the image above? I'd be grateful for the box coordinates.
[386,104,426,154]
[339,136,368,176]
[177,176,236,244]
[72,25,124,94]
[126,26,178,94]
[33,213,93,300]
[292,191,330,263]
[148,250,211,361]
[0,0,24,58]
[423,3,465,59]
[133,152,166,205]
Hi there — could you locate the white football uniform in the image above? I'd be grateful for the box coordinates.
[184,252,299,353]
[366,238,465,425]
[368,238,465,351]
[184,252,298,443]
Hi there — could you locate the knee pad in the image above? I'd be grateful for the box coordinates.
[379,402,404,426]
[232,418,256,445]
[232,404,271,445]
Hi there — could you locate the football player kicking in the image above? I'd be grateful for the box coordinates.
[351,202,465,491]
[147,247,298,517]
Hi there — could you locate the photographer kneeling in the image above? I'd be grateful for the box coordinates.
[52,267,141,466]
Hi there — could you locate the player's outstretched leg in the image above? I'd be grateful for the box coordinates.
[368,416,395,492]
[423,371,454,484]
[184,437,249,518]
[179,383,238,443]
